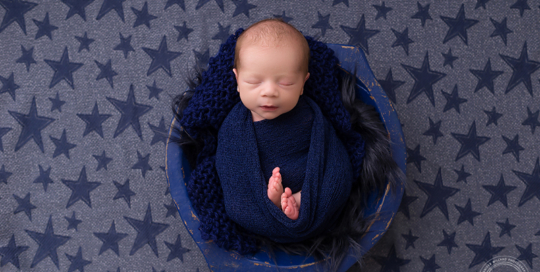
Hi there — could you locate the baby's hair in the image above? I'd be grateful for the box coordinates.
[234,18,310,73]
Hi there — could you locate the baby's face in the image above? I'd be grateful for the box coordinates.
[234,42,309,122]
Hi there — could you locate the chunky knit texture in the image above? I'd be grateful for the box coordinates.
[179,29,365,254]
[216,96,353,243]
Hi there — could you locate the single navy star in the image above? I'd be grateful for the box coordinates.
[455,198,481,225]
[513,157,540,207]
[420,254,441,272]
[378,69,404,104]
[500,42,540,96]
[124,204,169,257]
[16,45,36,72]
[407,144,426,172]
[132,2,157,28]
[332,0,348,7]
[415,168,460,220]
[0,72,19,101]
[442,48,458,68]
[0,234,28,269]
[44,47,84,89]
[311,12,332,37]
[33,165,53,191]
[95,59,118,88]
[107,84,153,139]
[466,232,504,268]
[442,85,467,113]
[195,0,224,12]
[340,15,379,54]
[0,127,11,152]
[231,0,256,18]
[146,80,163,100]
[371,244,411,271]
[402,52,446,106]
[65,247,91,272]
[502,134,524,162]
[32,12,58,40]
[165,234,190,262]
[49,129,77,159]
[483,174,516,207]
[212,22,231,44]
[174,21,193,42]
[475,0,490,9]
[25,216,70,269]
[96,0,126,22]
[149,117,168,146]
[516,243,537,269]
[411,2,432,27]
[511,0,530,17]
[94,221,128,256]
[398,190,418,219]
[0,165,12,184]
[77,102,112,138]
[93,151,113,171]
[49,92,66,112]
[423,118,443,145]
[164,199,177,218]
[61,166,101,208]
[451,121,490,161]
[64,211,82,231]
[470,59,504,94]
[142,35,182,77]
[9,97,55,152]
[484,106,503,126]
[114,33,135,59]
[438,229,458,254]
[373,2,392,20]
[61,0,94,21]
[391,28,413,56]
[0,0,38,34]
[440,4,479,45]
[402,229,419,249]
[522,107,540,134]
[164,0,184,11]
[193,48,210,69]
[273,11,293,23]
[75,32,94,52]
[496,218,515,237]
[113,179,136,208]
[13,192,36,221]
[490,17,512,45]
[132,150,152,178]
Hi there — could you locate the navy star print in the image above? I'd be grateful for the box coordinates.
[454,165,471,183]
[113,179,136,208]
[496,218,515,237]
[442,85,467,113]
[484,106,503,126]
[13,193,36,221]
[391,28,413,56]
[273,11,292,23]
[25,216,70,269]
[466,232,504,268]
[142,35,181,77]
[398,191,418,219]
[212,22,231,44]
[402,52,446,106]
[164,0,185,11]
[132,2,157,29]
[107,84,153,139]
[95,59,118,88]
[371,244,411,271]
[33,165,53,191]
[124,204,169,257]
[61,166,101,208]
[65,211,82,231]
[483,174,517,208]
[93,150,113,171]
[411,2,431,27]
[77,102,112,138]
[231,0,256,18]
[49,92,65,112]
[451,121,490,161]
[377,69,404,104]
[114,33,135,58]
[0,234,29,269]
[0,0,38,34]
[132,150,152,178]
[420,255,441,272]
[332,0,348,7]
[502,134,524,162]
[513,157,540,207]
[60,0,94,21]
[195,0,224,12]
[0,165,12,184]
[454,198,481,226]
[438,229,458,254]
[94,221,128,256]
[500,42,540,96]
[75,32,94,52]
[340,15,379,54]
[475,0,491,9]
[522,107,540,134]
[470,59,504,94]
[146,80,163,100]
[0,127,12,152]
[0,72,19,101]
[9,97,55,152]
[149,117,168,145]
[440,4,479,45]
[423,117,443,145]
[407,144,426,172]
[402,229,419,249]
[174,21,193,41]
[490,17,512,45]
[164,200,177,218]
[511,0,531,17]
[193,49,210,68]
[33,12,57,40]
[373,2,392,20]
[96,0,126,22]
[311,12,332,37]
[441,48,458,68]
[65,247,92,272]
[516,243,537,269]
[16,45,36,72]
[415,168,460,220]
[44,47,84,89]
[50,129,77,159]
[165,234,190,262]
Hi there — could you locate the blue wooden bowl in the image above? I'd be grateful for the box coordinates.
[166,44,406,271]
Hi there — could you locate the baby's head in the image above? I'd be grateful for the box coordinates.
[233,19,310,122]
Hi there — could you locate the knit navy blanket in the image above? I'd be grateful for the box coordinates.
[215,96,353,243]
[179,29,365,254]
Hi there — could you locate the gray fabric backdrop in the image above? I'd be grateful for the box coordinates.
[0,0,539,271]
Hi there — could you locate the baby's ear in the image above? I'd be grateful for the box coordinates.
[233,68,238,79]
[304,72,310,83]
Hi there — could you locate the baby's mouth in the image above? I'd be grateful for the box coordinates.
[260,105,278,111]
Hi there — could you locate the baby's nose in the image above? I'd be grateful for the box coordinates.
[261,82,279,97]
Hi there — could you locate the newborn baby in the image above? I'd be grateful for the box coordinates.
[232,18,311,220]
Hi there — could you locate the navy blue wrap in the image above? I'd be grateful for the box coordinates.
[215,97,353,243]
[179,28,365,254]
